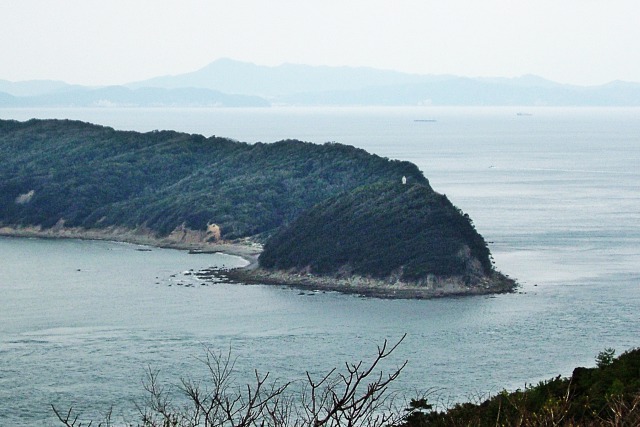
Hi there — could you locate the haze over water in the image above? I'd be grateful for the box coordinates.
[1,107,638,426]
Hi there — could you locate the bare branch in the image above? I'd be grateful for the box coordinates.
[55,337,408,427]
[301,334,408,427]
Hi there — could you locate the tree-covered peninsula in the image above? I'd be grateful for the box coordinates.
[0,118,514,297]
[244,182,514,297]
[260,182,492,279]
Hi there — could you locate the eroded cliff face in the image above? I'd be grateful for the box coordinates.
[166,223,223,245]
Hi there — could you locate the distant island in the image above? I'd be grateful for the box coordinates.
[1,58,639,107]
[0,118,515,298]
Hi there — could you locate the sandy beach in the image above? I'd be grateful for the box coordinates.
[0,224,262,264]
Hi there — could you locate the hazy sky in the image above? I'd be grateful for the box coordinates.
[1,0,639,86]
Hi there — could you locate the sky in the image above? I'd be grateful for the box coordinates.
[1,0,639,87]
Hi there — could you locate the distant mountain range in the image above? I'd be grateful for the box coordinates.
[1,58,639,107]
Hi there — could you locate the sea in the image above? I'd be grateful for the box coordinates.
[0,106,639,426]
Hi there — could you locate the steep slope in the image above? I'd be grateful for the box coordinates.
[259,182,495,282]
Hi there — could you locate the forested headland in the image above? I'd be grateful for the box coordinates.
[0,118,513,296]
[253,182,514,297]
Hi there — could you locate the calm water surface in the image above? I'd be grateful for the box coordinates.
[1,107,639,426]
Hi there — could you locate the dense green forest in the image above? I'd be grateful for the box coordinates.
[259,182,494,282]
[0,118,426,239]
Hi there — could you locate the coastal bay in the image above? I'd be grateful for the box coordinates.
[0,106,638,426]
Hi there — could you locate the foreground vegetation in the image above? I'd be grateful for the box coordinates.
[53,344,640,426]
[410,347,640,426]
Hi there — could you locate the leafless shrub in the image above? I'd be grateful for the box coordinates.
[598,392,640,427]
[297,335,407,427]
[53,336,410,427]
[51,404,113,427]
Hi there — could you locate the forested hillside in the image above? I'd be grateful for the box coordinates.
[0,118,426,240]
[259,182,494,283]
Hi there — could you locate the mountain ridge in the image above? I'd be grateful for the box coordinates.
[2,58,639,106]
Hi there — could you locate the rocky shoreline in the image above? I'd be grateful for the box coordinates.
[1,224,516,299]
[227,267,517,299]
[0,224,262,262]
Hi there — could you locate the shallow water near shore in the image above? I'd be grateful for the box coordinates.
[1,106,639,425]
